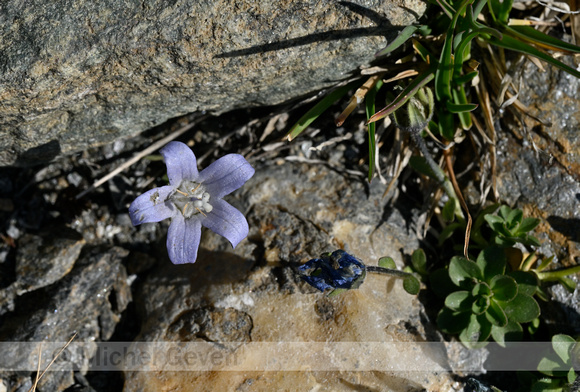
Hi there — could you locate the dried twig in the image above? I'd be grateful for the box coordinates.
[76,119,204,199]
[28,333,77,392]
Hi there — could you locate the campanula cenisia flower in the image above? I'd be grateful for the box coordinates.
[129,141,255,264]
[298,250,366,292]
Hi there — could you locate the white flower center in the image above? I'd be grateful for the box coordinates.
[170,180,213,218]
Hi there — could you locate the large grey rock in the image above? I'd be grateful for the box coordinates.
[0,0,425,167]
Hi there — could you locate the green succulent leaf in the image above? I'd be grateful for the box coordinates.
[507,271,538,297]
[491,319,522,346]
[472,295,490,315]
[449,256,483,288]
[552,334,575,364]
[498,205,511,220]
[506,208,523,229]
[411,249,428,275]
[486,299,508,327]
[501,293,540,323]
[472,282,492,297]
[378,256,397,269]
[490,275,518,302]
[445,291,472,311]
[437,307,471,334]
[538,356,568,377]
[530,377,566,392]
[403,275,421,295]
[476,246,507,282]
[460,314,492,347]
[517,217,541,234]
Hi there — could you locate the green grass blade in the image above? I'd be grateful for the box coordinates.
[452,85,474,129]
[286,81,360,141]
[434,0,456,18]
[488,34,580,79]
[375,25,431,57]
[435,0,473,101]
[507,25,580,53]
[365,79,383,182]
[446,100,478,113]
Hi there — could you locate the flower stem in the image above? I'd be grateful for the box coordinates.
[366,266,412,279]
[536,264,580,281]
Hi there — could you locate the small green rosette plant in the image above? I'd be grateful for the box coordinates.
[436,246,540,347]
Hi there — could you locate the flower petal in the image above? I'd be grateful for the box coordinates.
[202,199,249,248]
[160,141,199,186]
[129,186,176,225]
[198,154,255,198]
[166,213,202,264]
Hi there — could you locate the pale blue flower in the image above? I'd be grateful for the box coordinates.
[129,141,255,264]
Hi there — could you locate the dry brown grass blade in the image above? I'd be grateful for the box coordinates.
[443,147,472,259]
[29,333,77,392]
[474,73,499,201]
[336,74,384,127]
[76,117,206,199]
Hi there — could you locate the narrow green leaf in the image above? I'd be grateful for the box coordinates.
[438,110,456,141]
[434,0,456,18]
[435,32,455,102]
[454,70,479,85]
[452,85,474,129]
[487,34,580,79]
[366,79,383,182]
[508,25,580,53]
[445,100,478,113]
[442,197,456,222]
[286,81,360,141]
[375,25,431,57]
[558,276,577,293]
